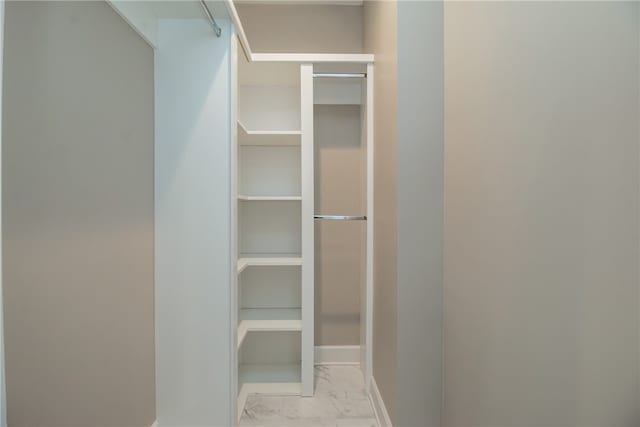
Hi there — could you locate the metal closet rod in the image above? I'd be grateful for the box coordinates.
[314,215,367,221]
[200,0,222,37]
[313,72,367,79]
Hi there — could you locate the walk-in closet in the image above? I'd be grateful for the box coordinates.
[6,1,637,427]
[233,43,374,422]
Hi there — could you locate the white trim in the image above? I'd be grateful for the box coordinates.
[150,421,158,427]
[229,26,239,427]
[369,378,392,427]
[224,0,252,60]
[300,63,315,397]
[252,53,374,64]
[314,345,360,365]
[364,62,374,389]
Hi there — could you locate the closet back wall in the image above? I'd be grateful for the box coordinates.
[2,2,155,426]
[314,105,365,347]
[235,4,363,53]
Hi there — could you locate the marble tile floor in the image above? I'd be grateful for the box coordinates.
[239,365,378,427]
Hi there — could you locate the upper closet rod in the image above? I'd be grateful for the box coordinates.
[200,0,222,37]
[313,72,366,79]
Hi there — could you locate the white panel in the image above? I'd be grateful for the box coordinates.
[230,27,239,425]
[0,1,5,425]
[240,266,302,308]
[363,63,374,387]
[155,18,231,427]
[300,63,315,396]
[239,146,301,196]
[239,86,300,131]
[239,201,301,254]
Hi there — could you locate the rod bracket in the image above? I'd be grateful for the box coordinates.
[200,0,222,37]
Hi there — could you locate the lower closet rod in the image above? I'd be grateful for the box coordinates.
[312,73,366,79]
[314,215,367,221]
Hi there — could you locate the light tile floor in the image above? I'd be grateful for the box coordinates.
[239,365,378,427]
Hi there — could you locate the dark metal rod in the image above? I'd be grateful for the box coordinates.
[313,73,366,79]
[200,0,222,37]
[314,215,367,221]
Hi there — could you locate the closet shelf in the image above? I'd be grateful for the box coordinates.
[238,195,302,201]
[238,121,301,146]
[237,308,302,349]
[237,254,303,274]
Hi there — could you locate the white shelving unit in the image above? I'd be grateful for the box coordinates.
[232,50,375,422]
[234,52,312,420]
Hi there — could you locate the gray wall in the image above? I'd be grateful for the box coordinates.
[2,2,155,426]
[364,3,445,425]
[364,0,398,422]
[0,1,6,424]
[314,105,365,346]
[444,2,640,426]
[396,1,443,426]
[236,4,363,54]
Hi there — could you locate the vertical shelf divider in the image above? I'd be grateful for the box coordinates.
[300,63,314,397]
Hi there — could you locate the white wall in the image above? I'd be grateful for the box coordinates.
[396,1,443,426]
[155,18,232,427]
[444,2,639,426]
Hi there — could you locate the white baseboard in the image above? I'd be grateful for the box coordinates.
[314,345,360,365]
[369,377,392,427]
[150,421,157,427]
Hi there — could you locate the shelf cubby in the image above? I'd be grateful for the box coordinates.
[237,308,302,349]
